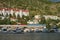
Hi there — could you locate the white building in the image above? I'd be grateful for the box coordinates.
[27,20,39,24]
[43,15,59,20]
[2,8,6,16]
[23,10,29,16]
[10,8,14,16]
[27,20,34,24]
[0,8,29,18]
[15,9,19,18]
[33,20,39,24]
[34,15,40,20]
[5,8,10,16]
[19,10,23,18]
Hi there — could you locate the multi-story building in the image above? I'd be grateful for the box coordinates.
[0,8,29,18]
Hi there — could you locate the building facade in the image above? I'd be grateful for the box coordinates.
[0,8,29,18]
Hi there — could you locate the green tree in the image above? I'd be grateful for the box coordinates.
[13,13,16,18]
[9,14,13,18]
[40,16,46,24]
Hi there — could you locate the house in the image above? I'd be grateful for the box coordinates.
[2,8,6,16]
[43,15,59,20]
[34,15,40,20]
[0,8,29,18]
[33,19,39,24]
[0,8,11,16]
[27,15,40,24]
[27,20,39,24]
[27,20,34,24]
[23,10,29,16]
[19,9,23,18]
[14,9,20,18]
[5,8,10,16]
[10,8,14,16]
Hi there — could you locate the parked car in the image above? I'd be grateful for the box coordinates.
[1,28,7,33]
[15,28,23,33]
[29,29,34,33]
[42,28,48,33]
[24,28,31,33]
[49,29,58,33]
[34,28,41,33]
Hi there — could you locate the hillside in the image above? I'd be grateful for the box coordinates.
[0,0,60,16]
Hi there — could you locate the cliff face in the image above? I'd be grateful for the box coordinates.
[0,0,60,15]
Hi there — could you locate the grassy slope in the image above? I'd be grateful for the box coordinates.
[0,0,60,16]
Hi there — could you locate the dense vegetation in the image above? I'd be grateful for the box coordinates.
[0,0,60,16]
[0,0,60,28]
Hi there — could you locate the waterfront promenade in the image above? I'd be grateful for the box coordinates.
[0,33,60,40]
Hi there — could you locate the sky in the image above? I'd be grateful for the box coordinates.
[50,0,60,2]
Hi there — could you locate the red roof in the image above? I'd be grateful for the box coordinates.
[0,8,5,10]
[23,10,29,12]
[5,8,9,10]
[15,9,20,11]
[0,8,2,10]
[0,8,29,12]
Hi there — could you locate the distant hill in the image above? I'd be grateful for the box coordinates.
[50,0,60,2]
[0,0,60,16]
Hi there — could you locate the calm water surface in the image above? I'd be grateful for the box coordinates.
[0,33,60,40]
